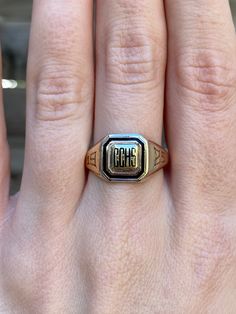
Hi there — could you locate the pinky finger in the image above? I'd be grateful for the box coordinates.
[0,49,10,220]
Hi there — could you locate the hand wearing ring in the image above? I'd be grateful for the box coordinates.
[0,0,236,313]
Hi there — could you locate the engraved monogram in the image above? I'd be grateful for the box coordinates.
[104,139,144,178]
[86,134,168,182]
[114,147,137,168]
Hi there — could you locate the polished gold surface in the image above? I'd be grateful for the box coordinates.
[148,141,169,175]
[86,134,168,182]
[86,142,100,176]
[106,141,142,177]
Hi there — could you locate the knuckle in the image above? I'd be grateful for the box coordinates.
[103,25,166,89]
[175,214,233,291]
[1,230,66,305]
[175,49,236,113]
[181,131,236,205]
[36,63,91,122]
[199,150,236,203]
[87,223,153,309]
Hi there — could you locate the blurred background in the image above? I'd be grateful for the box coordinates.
[0,0,236,193]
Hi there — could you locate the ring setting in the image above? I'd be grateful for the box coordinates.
[86,134,168,182]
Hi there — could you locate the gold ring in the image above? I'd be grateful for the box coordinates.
[86,134,168,182]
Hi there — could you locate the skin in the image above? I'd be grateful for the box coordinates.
[0,0,236,313]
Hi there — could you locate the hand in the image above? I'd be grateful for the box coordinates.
[0,0,236,313]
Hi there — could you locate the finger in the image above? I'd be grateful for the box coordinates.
[165,1,236,209]
[16,0,94,225]
[92,0,167,204]
[95,0,166,144]
[84,1,167,228]
[0,50,10,219]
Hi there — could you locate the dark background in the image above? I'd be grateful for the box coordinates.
[0,0,236,194]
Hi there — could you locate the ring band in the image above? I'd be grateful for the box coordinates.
[86,134,168,182]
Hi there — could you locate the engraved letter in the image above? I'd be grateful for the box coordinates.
[125,148,131,167]
[120,148,125,167]
[130,148,137,167]
[114,148,120,167]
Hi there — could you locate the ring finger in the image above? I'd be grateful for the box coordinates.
[95,0,166,143]
[90,0,167,205]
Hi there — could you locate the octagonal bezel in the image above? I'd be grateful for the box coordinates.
[100,134,149,182]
